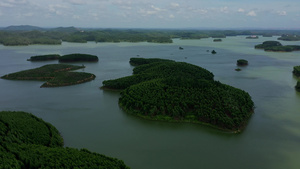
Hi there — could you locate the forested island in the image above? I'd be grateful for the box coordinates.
[0,111,130,168]
[255,41,300,52]
[102,58,254,132]
[1,64,96,87]
[27,54,60,61]
[237,59,248,66]
[1,25,300,46]
[59,53,99,62]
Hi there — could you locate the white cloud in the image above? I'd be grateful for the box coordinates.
[170,3,179,8]
[277,10,287,16]
[0,2,14,7]
[169,14,174,18]
[220,6,229,13]
[238,8,245,13]
[247,11,257,16]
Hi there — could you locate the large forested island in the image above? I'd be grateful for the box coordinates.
[1,64,96,87]
[255,41,300,52]
[0,111,130,168]
[1,25,300,46]
[102,58,254,132]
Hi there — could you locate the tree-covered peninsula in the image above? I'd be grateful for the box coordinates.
[59,53,99,62]
[255,41,300,52]
[102,58,254,132]
[0,111,130,169]
[1,64,96,87]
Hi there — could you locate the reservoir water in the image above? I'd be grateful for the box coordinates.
[1,36,300,169]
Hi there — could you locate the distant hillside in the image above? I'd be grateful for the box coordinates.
[2,25,45,31]
[49,26,82,33]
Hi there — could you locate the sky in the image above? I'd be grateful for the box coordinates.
[0,0,300,29]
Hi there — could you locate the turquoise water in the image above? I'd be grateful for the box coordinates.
[1,36,300,169]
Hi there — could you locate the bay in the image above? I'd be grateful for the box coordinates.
[0,36,300,169]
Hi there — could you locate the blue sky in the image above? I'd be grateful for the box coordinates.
[0,0,299,29]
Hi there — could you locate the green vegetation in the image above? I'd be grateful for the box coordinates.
[237,59,248,66]
[1,64,96,87]
[293,66,300,77]
[59,53,99,62]
[211,50,217,54]
[278,34,300,41]
[213,39,222,42]
[2,26,300,46]
[255,41,300,52]
[27,54,60,61]
[0,111,130,169]
[102,58,254,132]
[295,81,300,92]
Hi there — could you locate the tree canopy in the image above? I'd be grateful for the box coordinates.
[0,111,130,169]
[102,58,254,132]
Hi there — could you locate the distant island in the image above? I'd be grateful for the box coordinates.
[102,58,254,132]
[213,39,222,42]
[246,35,259,39]
[278,34,300,41]
[237,59,248,66]
[0,111,129,168]
[1,64,96,87]
[59,53,99,62]
[27,54,60,61]
[255,41,300,52]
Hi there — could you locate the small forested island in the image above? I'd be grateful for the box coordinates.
[0,111,130,168]
[237,59,248,66]
[1,64,96,87]
[27,54,60,61]
[59,53,99,62]
[246,35,259,39]
[255,41,300,52]
[102,58,254,132]
[211,50,217,54]
[213,39,222,42]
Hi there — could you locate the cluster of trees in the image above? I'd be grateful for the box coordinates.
[102,58,254,132]
[255,41,300,52]
[293,66,300,77]
[28,54,60,61]
[237,59,248,66]
[59,53,99,62]
[1,64,96,87]
[0,31,62,46]
[0,111,130,168]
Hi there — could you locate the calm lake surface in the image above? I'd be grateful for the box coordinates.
[1,36,300,169]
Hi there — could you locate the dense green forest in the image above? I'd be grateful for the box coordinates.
[59,53,99,62]
[255,41,300,52]
[1,64,96,87]
[102,58,254,132]
[293,66,300,77]
[1,26,300,46]
[0,111,130,168]
[237,59,248,66]
[28,54,60,61]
